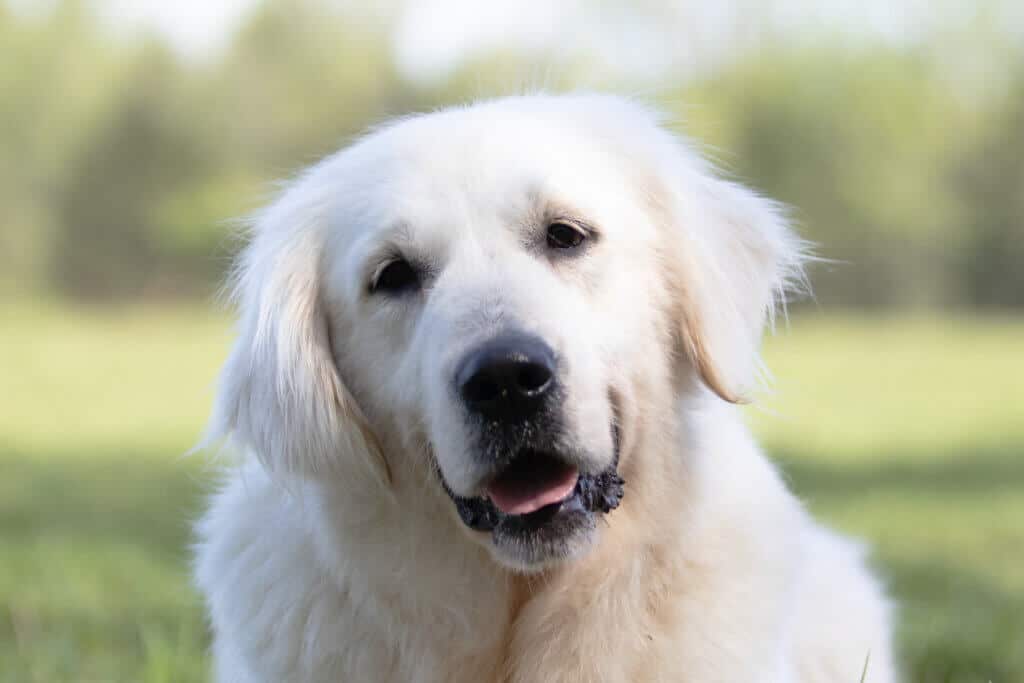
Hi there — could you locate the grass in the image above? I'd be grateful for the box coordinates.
[0,304,228,683]
[751,315,1024,682]
[1,304,1021,682]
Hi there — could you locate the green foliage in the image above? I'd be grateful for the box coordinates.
[1,307,1021,680]
[0,1,1021,307]
[0,0,125,294]
[952,75,1024,308]
[213,0,405,171]
[680,47,980,308]
[52,45,216,298]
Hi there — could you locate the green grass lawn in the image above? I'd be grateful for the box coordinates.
[1,305,1021,682]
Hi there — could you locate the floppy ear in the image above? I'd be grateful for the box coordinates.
[205,179,389,485]
[656,142,808,403]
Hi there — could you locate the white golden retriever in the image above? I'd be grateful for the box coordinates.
[194,94,896,682]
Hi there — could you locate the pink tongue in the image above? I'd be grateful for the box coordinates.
[487,466,579,515]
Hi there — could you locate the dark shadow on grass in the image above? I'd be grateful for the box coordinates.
[884,556,1024,683]
[774,444,1024,499]
[772,444,1024,683]
[0,600,209,683]
[0,447,219,561]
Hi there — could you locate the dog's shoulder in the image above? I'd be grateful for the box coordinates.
[194,465,335,680]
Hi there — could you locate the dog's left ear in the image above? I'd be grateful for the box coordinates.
[202,174,390,486]
[656,142,807,403]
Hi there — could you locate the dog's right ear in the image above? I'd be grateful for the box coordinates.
[661,170,806,404]
[204,177,390,486]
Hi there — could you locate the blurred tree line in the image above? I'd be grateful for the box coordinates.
[1,0,1021,308]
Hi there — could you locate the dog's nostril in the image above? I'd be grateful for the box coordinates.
[517,364,552,395]
[464,376,501,404]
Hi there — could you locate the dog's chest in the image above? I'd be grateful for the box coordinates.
[306,517,520,680]
[303,579,513,682]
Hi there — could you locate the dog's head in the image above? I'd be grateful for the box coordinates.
[208,95,805,571]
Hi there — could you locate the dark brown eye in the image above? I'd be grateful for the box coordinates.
[371,258,419,295]
[546,222,586,249]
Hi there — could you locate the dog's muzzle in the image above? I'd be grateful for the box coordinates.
[438,330,625,563]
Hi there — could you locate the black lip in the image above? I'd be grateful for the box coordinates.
[442,424,623,533]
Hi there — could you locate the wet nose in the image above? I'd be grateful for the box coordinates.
[456,333,556,422]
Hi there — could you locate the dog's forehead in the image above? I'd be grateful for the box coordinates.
[324,99,667,304]
[356,105,637,231]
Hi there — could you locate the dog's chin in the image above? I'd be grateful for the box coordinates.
[487,494,600,572]
[440,443,624,572]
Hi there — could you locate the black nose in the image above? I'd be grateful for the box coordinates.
[456,333,556,421]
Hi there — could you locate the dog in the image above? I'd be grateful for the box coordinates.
[194,94,896,682]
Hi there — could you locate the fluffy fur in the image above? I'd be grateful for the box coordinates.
[194,94,896,682]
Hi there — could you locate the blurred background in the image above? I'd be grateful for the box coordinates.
[0,1,1021,681]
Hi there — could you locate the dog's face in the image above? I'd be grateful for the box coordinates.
[321,109,657,568]
[210,95,803,572]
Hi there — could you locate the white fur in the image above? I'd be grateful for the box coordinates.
[195,94,896,682]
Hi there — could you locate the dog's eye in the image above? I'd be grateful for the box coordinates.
[546,222,587,250]
[371,258,419,295]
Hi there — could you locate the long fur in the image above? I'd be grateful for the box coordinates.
[195,94,896,682]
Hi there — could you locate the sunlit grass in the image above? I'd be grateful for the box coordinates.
[751,314,1024,458]
[0,305,1021,682]
[0,303,231,456]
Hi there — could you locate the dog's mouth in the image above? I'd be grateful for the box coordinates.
[441,425,624,539]
[485,450,579,515]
